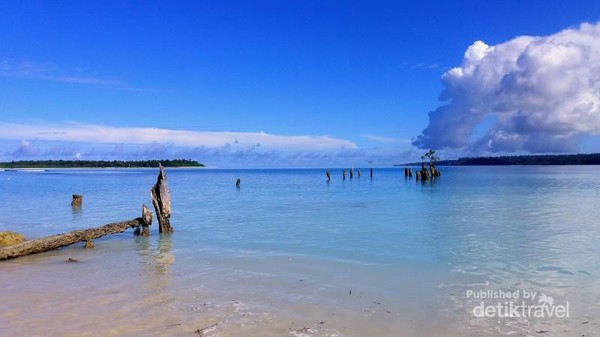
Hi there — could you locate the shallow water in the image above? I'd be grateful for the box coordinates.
[1,167,599,336]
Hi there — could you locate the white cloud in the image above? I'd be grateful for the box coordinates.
[0,60,125,87]
[413,22,600,153]
[360,134,408,143]
[0,123,425,166]
[0,122,357,152]
[11,140,39,157]
[0,60,164,91]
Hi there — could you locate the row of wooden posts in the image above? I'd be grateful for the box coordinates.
[322,165,440,182]
[325,167,374,182]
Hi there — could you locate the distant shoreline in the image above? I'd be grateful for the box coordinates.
[0,159,204,169]
[399,152,600,166]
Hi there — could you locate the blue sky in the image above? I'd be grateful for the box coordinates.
[1,1,600,167]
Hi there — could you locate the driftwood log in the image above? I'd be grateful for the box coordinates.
[150,164,172,233]
[0,218,144,260]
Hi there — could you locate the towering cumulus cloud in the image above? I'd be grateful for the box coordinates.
[413,22,600,152]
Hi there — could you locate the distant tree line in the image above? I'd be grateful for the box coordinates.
[0,159,204,168]
[402,153,600,166]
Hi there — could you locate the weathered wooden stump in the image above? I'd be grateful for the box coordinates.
[420,164,430,181]
[429,164,441,177]
[404,168,408,177]
[409,168,413,177]
[349,169,354,179]
[325,170,331,182]
[151,164,173,234]
[236,178,241,189]
[141,204,152,236]
[71,194,83,207]
[342,170,346,180]
[357,169,361,177]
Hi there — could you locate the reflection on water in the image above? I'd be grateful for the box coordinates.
[135,233,175,296]
[71,205,82,214]
[155,234,175,275]
[71,205,83,226]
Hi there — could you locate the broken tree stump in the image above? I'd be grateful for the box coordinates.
[0,218,143,260]
[141,204,152,236]
[429,163,441,177]
[325,170,330,182]
[150,164,173,233]
[420,163,430,181]
[71,194,83,207]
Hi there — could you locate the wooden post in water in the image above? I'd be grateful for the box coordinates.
[326,170,331,182]
[420,163,429,181]
[71,194,83,207]
[349,168,354,179]
[342,170,346,180]
[409,168,413,177]
[369,161,373,178]
[357,169,361,177]
[429,163,441,177]
[150,164,173,233]
[236,178,241,189]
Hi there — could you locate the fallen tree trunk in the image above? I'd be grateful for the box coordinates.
[0,218,142,260]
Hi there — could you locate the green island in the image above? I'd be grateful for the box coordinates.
[0,159,204,168]
[401,153,600,166]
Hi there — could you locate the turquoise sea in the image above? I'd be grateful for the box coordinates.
[1,166,599,336]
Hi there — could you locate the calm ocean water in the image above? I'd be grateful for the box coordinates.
[1,166,599,336]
